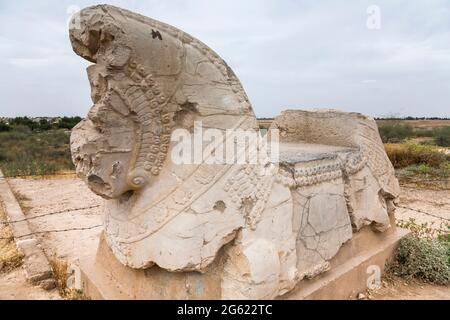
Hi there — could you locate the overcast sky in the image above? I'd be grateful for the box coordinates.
[0,0,449,118]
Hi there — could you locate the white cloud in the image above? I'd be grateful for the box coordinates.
[0,0,449,117]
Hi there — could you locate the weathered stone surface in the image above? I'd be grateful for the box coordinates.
[16,239,53,284]
[346,166,391,232]
[0,170,54,287]
[69,5,400,299]
[292,179,353,280]
[270,109,400,198]
[39,278,57,291]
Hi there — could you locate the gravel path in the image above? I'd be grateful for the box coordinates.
[0,269,60,300]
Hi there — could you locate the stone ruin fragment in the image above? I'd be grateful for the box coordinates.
[69,5,401,299]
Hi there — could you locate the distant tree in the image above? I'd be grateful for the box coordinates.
[9,116,37,130]
[376,116,450,120]
[38,119,52,131]
[6,116,83,131]
[57,116,82,130]
[0,122,11,132]
[434,127,450,147]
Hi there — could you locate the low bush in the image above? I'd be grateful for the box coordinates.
[378,124,414,143]
[378,122,450,147]
[0,128,74,177]
[0,123,11,132]
[388,235,450,285]
[384,143,449,169]
[403,162,450,178]
[389,219,450,285]
[433,126,450,147]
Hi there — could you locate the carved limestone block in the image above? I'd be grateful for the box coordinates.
[69,5,400,299]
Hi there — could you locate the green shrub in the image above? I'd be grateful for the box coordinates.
[0,123,11,132]
[397,218,447,239]
[388,234,450,285]
[414,129,435,138]
[378,124,414,143]
[384,143,449,168]
[433,127,450,147]
[416,164,431,174]
[438,161,450,178]
[57,117,82,130]
[438,226,450,265]
[0,128,74,177]
[377,122,450,146]
[403,162,450,178]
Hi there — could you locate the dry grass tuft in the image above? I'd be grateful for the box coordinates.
[48,256,88,300]
[0,206,24,273]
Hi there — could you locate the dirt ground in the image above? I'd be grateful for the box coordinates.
[0,269,60,300]
[396,184,450,234]
[0,204,60,300]
[1,175,449,300]
[368,277,449,300]
[8,175,103,263]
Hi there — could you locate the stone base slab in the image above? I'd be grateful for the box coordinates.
[78,224,409,300]
[0,170,55,289]
[282,227,410,299]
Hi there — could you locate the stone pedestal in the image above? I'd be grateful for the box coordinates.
[79,223,409,300]
[79,233,224,300]
[283,224,410,299]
